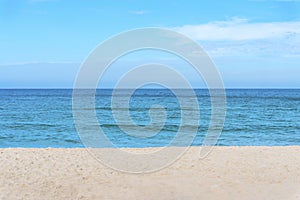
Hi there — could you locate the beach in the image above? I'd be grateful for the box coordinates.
[0,147,300,200]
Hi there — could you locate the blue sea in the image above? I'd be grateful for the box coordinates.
[0,89,299,148]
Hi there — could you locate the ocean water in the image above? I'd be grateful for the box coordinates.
[0,89,299,148]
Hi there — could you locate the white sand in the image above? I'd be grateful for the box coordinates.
[0,147,300,200]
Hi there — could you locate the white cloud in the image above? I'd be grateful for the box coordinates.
[130,10,148,15]
[0,61,78,67]
[249,0,300,2]
[173,18,300,57]
[28,0,59,3]
[174,18,300,41]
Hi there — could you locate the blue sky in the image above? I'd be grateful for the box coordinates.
[0,0,300,88]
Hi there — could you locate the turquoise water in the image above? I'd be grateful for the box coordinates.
[0,89,299,147]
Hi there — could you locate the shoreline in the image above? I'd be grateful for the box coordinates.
[1,147,300,199]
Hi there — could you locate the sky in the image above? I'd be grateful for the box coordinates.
[0,0,300,88]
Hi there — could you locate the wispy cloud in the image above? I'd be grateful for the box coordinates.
[28,0,59,3]
[130,10,148,15]
[174,17,300,41]
[249,0,300,2]
[173,18,300,57]
[0,61,79,67]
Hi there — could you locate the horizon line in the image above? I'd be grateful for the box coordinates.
[0,87,299,90]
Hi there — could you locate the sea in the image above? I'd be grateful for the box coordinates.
[0,89,299,148]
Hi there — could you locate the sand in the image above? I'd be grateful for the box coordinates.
[0,147,300,200]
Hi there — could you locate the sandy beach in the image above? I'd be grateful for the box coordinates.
[0,147,300,200]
